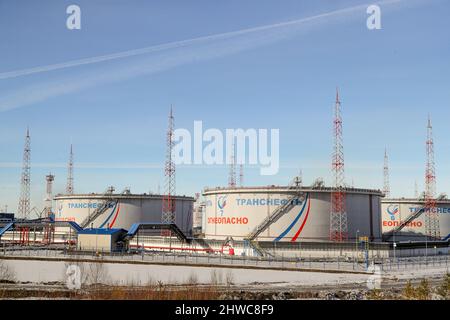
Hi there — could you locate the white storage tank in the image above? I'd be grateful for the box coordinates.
[202,186,383,242]
[381,198,450,240]
[54,193,194,236]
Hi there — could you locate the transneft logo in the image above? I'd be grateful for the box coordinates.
[207,197,304,225]
[409,207,450,214]
[383,204,424,228]
[68,202,115,209]
[209,195,249,224]
[383,204,450,229]
[386,204,399,221]
[217,195,227,216]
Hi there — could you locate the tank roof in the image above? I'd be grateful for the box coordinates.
[382,198,450,204]
[54,193,194,201]
[203,185,383,196]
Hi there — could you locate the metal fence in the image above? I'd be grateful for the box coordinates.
[379,255,450,272]
[2,247,449,274]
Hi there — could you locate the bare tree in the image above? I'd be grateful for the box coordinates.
[225,270,234,287]
[210,269,223,285]
[186,271,199,286]
[0,261,16,283]
[85,261,110,288]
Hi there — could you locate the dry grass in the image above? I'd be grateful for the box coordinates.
[402,279,431,300]
[436,273,450,299]
[366,289,384,300]
[81,283,222,300]
[401,274,450,300]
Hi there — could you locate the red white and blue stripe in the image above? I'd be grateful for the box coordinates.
[274,193,311,242]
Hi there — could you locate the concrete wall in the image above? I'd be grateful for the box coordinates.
[0,258,371,286]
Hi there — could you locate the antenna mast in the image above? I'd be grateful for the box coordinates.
[162,106,176,226]
[18,128,31,219]
[383,148,390,198]
[424,115,440,239]
[228,141,236,187]
[239,164,244,187]
[330,88,348,242]
[66,144,74,194]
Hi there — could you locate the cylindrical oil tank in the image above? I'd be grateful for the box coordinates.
[202,186,383,242]
[381,198,450,240]
[54,193,194,236]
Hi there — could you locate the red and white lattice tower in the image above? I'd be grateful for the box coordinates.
[162,106,176,226]
[228,141,236,188]
[424,115,440,239]
[239,164,244,187]
[18,128,31,219]
[383,148,390,198]
[66,144,74,194]
[330,88,348,242]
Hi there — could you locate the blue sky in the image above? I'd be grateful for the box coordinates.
[0,0,449,213]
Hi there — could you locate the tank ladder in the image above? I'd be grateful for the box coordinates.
[80,198,118,229]
[245,176,305,257]
[387,194,446,238]
[80,187,132,229]
[245,239,275,257]
[246,176,305,241]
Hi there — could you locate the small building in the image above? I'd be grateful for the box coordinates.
[0,213,14,222]
[77,228,127,252]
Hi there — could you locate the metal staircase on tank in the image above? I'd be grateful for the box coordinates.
[246,239,270,257]
[245,176,305,257]
[386,194,446,238]
[79,187,120,229]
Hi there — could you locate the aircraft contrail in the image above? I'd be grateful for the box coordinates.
[0,0,420,111]
[0,0,403,81]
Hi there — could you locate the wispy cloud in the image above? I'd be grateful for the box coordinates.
[0,0,414,111]
[0,160,426,170]
[0,162,162,169]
